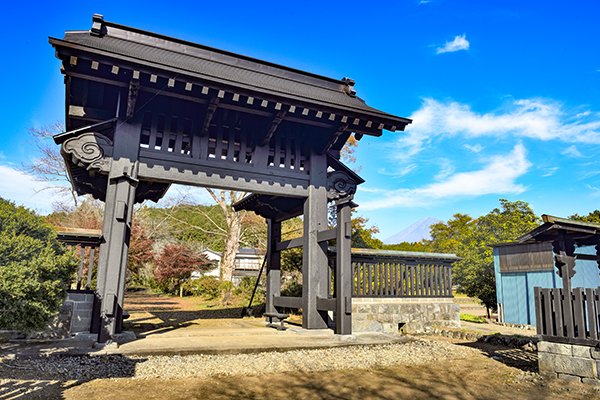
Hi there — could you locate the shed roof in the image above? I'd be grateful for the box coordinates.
[518,214,600,246]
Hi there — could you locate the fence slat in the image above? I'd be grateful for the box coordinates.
[534,287,543,335]
[553,288,564,337]
[573,288,586,339]
[543,288,553,336]
[368,264,372,296]
[564,288,575,338]
[86,246,95,289]
[586,288,598,340]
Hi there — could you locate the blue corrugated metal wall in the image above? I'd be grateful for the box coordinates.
[494,245,600,326]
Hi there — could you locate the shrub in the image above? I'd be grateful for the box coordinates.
[0,198,77,331]
[281,281,302,297]
[234,276,265,304]
[182,276,221,299]
[154,243,212,295]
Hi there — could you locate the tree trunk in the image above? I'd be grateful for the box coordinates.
[220,212,242,282]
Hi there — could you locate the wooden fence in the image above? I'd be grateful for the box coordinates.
[348,250,457,298]
[534,287,600,346]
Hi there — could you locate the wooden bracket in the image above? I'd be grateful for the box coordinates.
[320,123,348,154]
[201,96,220,135]
[261,110,286,146]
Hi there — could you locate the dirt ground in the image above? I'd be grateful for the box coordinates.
[2,292,599,399]
[14,345,597,400]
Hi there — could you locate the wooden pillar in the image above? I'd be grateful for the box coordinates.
[335,198,352,334]
[302,152,329,329]
[96,120,141,343]
[265,219,281,316]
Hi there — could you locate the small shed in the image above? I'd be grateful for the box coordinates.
[494,229,600,326]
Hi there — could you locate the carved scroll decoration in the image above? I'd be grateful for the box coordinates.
[62,132,113,175]
[326,171,357,201]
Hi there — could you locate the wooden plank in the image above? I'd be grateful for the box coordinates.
[553,288,564,337]
[215,124,224,160]
[409,264,414,296]
[564,288,575,338]
[586,288,598,340]
[316,297,336,311]
[86,247,95,289]
[366,263,373,296]
[394,263,398,296]
[273,296,302,309]
[573,288,586,338]
[317,228,336,243]
[534,287,543,335]
[77,246,86,290]
[276,236,303,251]
[226,124,235,162]
[542,288,553,336]
[593,288,600,340]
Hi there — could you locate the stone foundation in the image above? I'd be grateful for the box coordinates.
[64,290,95,334]
[538,341,600,384]
[352,297,460,334]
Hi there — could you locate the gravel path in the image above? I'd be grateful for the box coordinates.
[0,338,473,382]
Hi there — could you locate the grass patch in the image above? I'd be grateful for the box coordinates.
[460,313,487,323]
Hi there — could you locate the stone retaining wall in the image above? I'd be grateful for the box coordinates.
[352,297,460,334]
[538,341,600,384]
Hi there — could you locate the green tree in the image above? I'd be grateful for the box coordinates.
[352,216,383,249]
[0,198,77,331]
[569,210,600,224]
[429,199,539,317]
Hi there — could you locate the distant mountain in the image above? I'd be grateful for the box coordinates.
[383,217,441,244]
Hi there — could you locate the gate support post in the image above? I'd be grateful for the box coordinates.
[265,219,281,315]
[302,152,329,329]
[335,198,353,334]
[96,120,141,343]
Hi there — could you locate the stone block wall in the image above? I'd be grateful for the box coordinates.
[64,291,95,334]
[352,297,460,334]
[538,341,600,384]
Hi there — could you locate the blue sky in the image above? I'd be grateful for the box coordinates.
[1,1,599,240]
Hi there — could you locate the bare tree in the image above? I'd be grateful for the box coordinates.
[23,122,80,208]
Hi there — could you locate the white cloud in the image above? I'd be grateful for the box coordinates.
[377,164,417,178]
[398,98,600,161]
[464,143,484,153]
[361,144,530,210]
[436,34,470,54]
[0,165,67,214]
[561,145,583,158]
[541,167,559,177]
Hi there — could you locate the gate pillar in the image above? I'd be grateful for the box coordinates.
[302,152,330,329]
[96,120,141,342]
[265,219,282,315]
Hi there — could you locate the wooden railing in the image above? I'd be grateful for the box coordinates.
[348,250,458,298]
[534,287,600,346]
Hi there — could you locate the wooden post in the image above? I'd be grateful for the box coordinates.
[335,198,352,334]
[265,219,281,316]
[96,120,141,343]
[302,152,329,329]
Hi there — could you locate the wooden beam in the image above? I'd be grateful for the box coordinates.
[261,110,286,146]
[126,79,140,119]
[273,296,302,309]
[317,228,337,243]
[201,96,220,135]
[276,236,304,251]
[316,297,336,312]
[68,105,114,121]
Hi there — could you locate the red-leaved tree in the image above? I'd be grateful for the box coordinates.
[154,243,212,296]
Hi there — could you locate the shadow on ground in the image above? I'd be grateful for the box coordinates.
[0,353,146,399]
[457,337,538,373]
